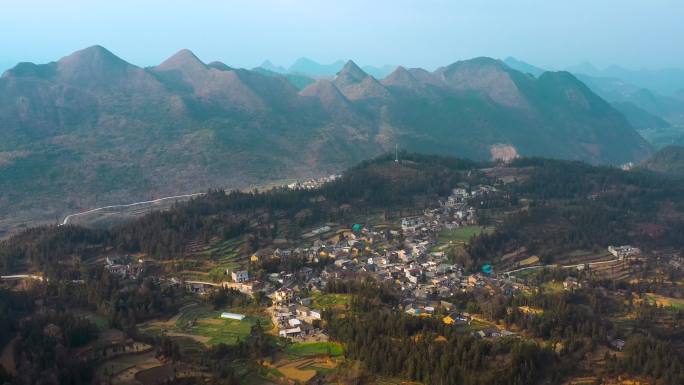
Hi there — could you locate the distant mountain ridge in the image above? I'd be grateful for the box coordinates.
[503,57,545,77]
[258,57,397,79]
[566,62,684,97]
[289,57,345,76]
[575,74,684,128]
[0,46,652,233]
[611,102,671,129]
[504,57,684,129]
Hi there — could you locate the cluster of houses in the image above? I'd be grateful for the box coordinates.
[100,182,526,307]
[563,276,582,290]
[439,187,485,227]
[608,245,642,260]
[254,184,524,310]
[668,254,684,270]
[115,182,529,340]
[400,186,485,234]
[104,256,146,279]
[270,292,323,339]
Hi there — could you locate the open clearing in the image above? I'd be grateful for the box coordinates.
[541,281,565,294]
[312,293,352,310]
[284,342,344,358]
[645,293,684,310]
[437,226,491,245]
[140,304,270,346]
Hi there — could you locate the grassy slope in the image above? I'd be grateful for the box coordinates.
[284,342,344,357]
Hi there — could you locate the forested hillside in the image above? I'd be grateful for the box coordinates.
[0,46,652,234]
[2,154,684,385]
[5,154,684,276]
[0,153,479,274]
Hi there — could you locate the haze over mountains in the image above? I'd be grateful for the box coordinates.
[270,57,684,135]
[258,57,396,80]
[0,46,654,233]
[504,57,684,136]
[565,62,684,97]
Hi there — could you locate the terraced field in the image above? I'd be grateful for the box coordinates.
[553,249,613,265]
[266,352,342,384]
[161,238,248,283]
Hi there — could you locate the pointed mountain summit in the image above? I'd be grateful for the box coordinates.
[54,45,141,87]
[4,45,137,84]
[334,60,368,86]
[151,49,237,99]
[332,60,390,101]
[58,45,130,70]
[435,57,529,108]
[155,49,207,73]
[382,66,421,89]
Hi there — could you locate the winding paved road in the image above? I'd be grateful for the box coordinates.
[60,193,205,226]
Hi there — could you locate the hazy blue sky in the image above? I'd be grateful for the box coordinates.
[1,0,682,72]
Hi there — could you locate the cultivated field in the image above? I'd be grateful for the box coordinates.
[284,342,344,358]
[139,304,271,347]
[645,293,684,310]
[437,225,491,245]
[312,292,352,310]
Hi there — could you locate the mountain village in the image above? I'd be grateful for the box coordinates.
[98,180,655,347]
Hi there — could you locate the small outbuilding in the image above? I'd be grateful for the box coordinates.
[220,312,246,321]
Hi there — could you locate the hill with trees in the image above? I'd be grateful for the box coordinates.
[2,154,684,385]
[640,145,684,176]
[0,46,652,234]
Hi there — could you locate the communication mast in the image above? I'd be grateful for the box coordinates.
[395,144,399,163]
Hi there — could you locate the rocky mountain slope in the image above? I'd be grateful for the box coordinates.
[0,46,652,233]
